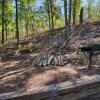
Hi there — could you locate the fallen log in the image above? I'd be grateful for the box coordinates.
[68,23,85,41]
[47,55,54,65]
[57,55,61,66]
[33,53,66,67]
[60,54,64,66]
[34,54,42,66]
[42,55,48,66]
[54,56,58,66]
[1,54,27,61]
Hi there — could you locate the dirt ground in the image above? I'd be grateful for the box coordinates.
[0,58,78,93]
[0,55,100,94]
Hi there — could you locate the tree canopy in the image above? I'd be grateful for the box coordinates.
[0,0,99,44]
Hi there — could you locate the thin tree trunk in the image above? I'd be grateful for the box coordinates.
[5,19,8,42]
[25,13,27,37]
[88,1,92,19]
[73,0,77,28]
[50,0,54,30]
[2,0,5,44]
[47,0,52,31]
[26,19,29,37]
[26,1,29,37]
[68,0,72,33]
[15,0,19,43]
[80,7,83,25]
[64,0,68,38]
[5,1,8,43]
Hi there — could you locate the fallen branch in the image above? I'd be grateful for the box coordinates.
[68,23,85,41]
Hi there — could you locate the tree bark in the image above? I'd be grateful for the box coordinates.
[68,0,72,33]
[2,0,5,44]
[47,0,52,31]
[5,19,8,42]
[26,1,29,37]
[15,0,19,43]
[80,7,83,25]
[50,0,54,30]
[88,0,92,19]
[64,0,68,38]
[73,0,77,28]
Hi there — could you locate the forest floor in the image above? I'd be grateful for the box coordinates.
[0,21,100,99]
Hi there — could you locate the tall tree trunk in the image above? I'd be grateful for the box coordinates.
[47,0,52,31]
[73,0,77,28]
[25,13,27,37]
[88,0,92,19]
[64,0,68,38]
[2,0,5,44]
[26,1,29,37]
[50,0,54,30]
[5,1,8,43]
[80,7,83,25]
[15,0,19,43]
[26,18,29,37]
[5,19,8,42]
[68,0,72,33]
